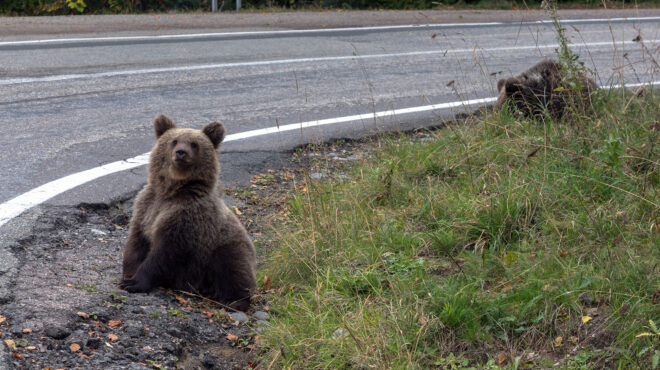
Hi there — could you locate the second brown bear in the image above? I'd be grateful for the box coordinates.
[120,115,256,311]
[494,59,599,119]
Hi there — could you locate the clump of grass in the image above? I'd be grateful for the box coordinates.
[258,88,659,367]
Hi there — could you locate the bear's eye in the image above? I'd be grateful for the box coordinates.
[191,142,198,150]
[172,140,178,146]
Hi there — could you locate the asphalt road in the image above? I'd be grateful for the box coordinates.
[0,8,658,368]
[0,10,658,209]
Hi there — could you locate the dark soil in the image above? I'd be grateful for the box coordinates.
[1,197,268,369]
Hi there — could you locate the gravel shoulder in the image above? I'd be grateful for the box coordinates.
[2,197,263,369]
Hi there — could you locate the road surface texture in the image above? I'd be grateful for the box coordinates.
[0,8,658,369]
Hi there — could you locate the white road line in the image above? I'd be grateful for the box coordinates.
[0,96,493,227]
[0,80,658,227]
[1,16,658,47]
[2,39,659,86]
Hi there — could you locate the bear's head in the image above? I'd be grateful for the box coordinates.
[148,114,226,195]
[494,77,522,110]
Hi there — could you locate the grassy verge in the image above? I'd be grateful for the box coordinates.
[256,89,659,368]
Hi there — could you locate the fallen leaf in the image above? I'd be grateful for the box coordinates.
[554,336,563,346]
[105,342,114,349]
[0,315,6,323]
[4,339,16,350]
[77,311,89,319]
[231,206,242,215]
[175,296,187,305]
[446,80,455,87]
[527,147,540,158]
[497,352,507,364]
[226,334,238,341]
[70,343,81,352]
[108,320,122,327]
[12,352,23,359]
[581,316,592,324]
[79,353,90,359]
[263,275,272,290]
[66,283,73,287]
[431,33,437,39]
[201,311,213,318]
[107,334,118,342]
[22,328,31,334]
[25,346,36,350]
[559,250,569,258]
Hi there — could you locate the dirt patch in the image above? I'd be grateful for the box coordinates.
[1,197,266,369]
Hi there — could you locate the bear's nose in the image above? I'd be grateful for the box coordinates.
[175,149,187,160]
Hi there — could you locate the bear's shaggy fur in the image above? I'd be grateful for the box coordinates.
[494,59,599,118]
[120,115,256,311]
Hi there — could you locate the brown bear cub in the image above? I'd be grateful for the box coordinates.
[120,115,256,311]
[494,59,599,118]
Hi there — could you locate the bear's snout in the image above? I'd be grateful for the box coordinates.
[175,148,187,161]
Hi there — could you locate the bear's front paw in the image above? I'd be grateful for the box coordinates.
[119,278,152,293]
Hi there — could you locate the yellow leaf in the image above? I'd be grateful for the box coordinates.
[105,342,114,349]
[4,339,16,350]
[69,343,80,352]
[635,332,654,338]
[25,346,36,350]
[581,315,592,324]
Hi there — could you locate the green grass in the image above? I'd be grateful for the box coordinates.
[258,89,659,368]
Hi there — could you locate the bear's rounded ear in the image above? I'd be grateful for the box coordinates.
[505,78,520,93]
[203,121,226,149]
[154,115,176,138]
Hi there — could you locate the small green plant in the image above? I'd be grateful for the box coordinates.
[151,312,160,319]
[167,309,188,318]
[65,0,86,12]
[75,284,99,293]
[636,320,660,369]
[110,291,128,302]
